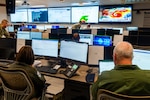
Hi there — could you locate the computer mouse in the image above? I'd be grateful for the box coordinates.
[86,73,95,83]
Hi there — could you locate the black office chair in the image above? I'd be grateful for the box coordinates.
[97,89,150,100]
[0,67,46,100]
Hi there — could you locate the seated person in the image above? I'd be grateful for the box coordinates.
[86,24,91,29]
[7,45,46,98]
[71,21,83,29]
[91,41,150,100]
[72,33,80,42]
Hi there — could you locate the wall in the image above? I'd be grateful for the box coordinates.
[0,0,7,21]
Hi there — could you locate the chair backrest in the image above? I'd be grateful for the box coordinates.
[0,67,35,100]
[97,89,150,100]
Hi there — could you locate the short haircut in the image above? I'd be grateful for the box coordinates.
[16,45,34,65]
[1,19,8,24]
[113,41,133,60]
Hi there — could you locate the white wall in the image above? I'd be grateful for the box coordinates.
[0,6,7,21]
[0,0,7,21]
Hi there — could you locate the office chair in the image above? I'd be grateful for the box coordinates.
[0,67,46,100]
[97,89,150,100]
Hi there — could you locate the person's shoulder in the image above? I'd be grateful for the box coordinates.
[100,70,114,76]
[0,24,2,28]
[137,70,150,74]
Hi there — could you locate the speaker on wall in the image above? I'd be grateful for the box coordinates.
[6,0,15,14]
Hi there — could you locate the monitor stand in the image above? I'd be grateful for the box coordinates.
[60,59,68,68]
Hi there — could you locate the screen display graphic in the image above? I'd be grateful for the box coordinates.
[99,5,132,23]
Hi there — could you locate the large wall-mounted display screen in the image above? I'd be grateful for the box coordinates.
[28,8,48,23]
[71,6,99,23]
[48,7,71,23]
[99,5,132,23]
[10,9,28,22]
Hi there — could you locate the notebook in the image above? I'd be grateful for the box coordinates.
[99,60,114,74]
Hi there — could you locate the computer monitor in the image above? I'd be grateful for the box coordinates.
[52,26,59,29]
[57,28,67,34]
[59,40,88,63]
[27,25,37,29]
[106,29,120,39]
[32,39,58,57]
[79,34,93,45]
[48,7,71,23]
[93,35,112,47]
[36,25,45,30]
[79,29,91,34]
[7,26,14,32]
[72,29,80,34]
[30,32,42,39]
[112,28,123,34]
[28,8,48,23]
[99,49,150,74]
[59,34,72,41]
[49,33,59,39]
[51,29,58,34]
[99,60,114,74]
[126,27,138,31]
[97,29,105,35]
[133,49,150,70]
[17,31,30,39]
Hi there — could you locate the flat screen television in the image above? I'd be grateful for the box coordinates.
[28,8,48,23]
[93,35,112,47]
[32,39,58,57]
[71,6,99,23]
[99,5,132,23]
[59,40,88,63]
[10,9,28,22]
[48,7,71,23]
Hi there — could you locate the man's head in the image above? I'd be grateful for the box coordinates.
[1,19,9,28]
[113,41,133,65]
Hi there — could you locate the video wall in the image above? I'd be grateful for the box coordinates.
[10,5,132,23]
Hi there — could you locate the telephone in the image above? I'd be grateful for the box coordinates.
[63,64,79,78]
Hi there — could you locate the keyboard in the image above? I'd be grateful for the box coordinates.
[36,66,58,74]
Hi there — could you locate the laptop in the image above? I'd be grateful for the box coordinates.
[98,60,114,74]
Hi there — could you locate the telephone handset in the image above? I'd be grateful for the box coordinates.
[63,64,79,78]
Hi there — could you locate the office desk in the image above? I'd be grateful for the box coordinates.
[37,59,99,100]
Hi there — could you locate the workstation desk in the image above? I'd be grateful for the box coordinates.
[37,59,99,100]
